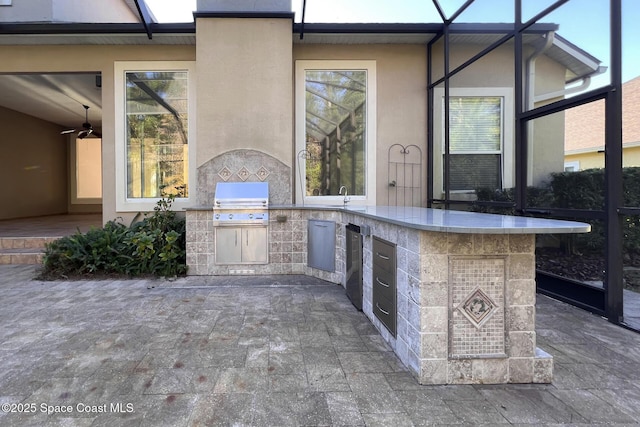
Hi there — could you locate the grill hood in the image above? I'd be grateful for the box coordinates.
[214,182,269,209]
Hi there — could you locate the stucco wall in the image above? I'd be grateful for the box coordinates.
[0,44,195,225]
[293,44,428,206]
[195,18,293,172]
[0,0,138,23]
[0,34,578,223]
[0,106,68,220]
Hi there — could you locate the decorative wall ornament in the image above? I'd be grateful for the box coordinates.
[237,166,251,181]
[198,149,292,205]
[256,166,270,181]
[457,287,497,329]
[218,166,233,181]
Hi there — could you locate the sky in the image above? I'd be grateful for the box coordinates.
[145,0,639,83]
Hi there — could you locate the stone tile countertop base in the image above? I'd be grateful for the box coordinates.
[186,206,591,385]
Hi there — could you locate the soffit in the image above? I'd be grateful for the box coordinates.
[294,33,438,44]
[0,33,195,45]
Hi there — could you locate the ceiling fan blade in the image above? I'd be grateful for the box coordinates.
[61,129,76,135]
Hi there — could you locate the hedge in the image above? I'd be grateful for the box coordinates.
[475,167,640,256]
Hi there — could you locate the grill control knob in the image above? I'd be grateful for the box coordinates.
[249,213,254,219]
[215,214,220,219]
[228,213,233,220]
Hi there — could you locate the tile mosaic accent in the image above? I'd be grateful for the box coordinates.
[198,149,292,205]
[449,257,506,358]
[237,166,251,181]
[256,166,270,181]
[218,166,233,181]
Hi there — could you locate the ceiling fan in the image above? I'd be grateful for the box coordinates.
[61,104,100,139]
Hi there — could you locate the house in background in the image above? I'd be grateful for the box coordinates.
[0,0,605,223]
[565,75,640,171]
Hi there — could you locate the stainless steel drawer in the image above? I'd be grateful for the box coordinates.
[372,265,395,302]
[373,295,396,337]
[372,236,396,274]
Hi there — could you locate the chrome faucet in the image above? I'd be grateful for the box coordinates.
[339,186,350,206]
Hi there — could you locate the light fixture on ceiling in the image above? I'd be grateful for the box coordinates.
[61,104,101,139]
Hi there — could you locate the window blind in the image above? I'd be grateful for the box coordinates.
[449,97,502,153]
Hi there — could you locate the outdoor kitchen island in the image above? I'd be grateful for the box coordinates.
[186,205,590,385]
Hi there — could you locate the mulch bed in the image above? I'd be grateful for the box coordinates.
[536,247,640,292]
[536,248,605,282]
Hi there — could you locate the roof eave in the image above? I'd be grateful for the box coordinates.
[0,22,195,35]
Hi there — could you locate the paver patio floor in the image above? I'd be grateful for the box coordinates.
[1,264,639,426]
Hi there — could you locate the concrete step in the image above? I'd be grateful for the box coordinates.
[0,237,61,265]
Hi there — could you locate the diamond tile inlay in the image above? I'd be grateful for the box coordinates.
[218,166,232,181]
[256,166,270,181]
[237,166,251,181]
[458,288,497,329]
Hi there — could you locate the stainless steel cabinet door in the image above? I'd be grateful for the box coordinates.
[308,220,336,272]
[241,227,268,264]
[215,228,242,264]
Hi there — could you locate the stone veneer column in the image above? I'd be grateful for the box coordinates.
[412,232,551,384]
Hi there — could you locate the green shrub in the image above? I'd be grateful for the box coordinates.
[40,193,186,279]
[475,167,640,257]
[472,186,553,215]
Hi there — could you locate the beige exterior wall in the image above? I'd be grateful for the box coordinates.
[0,0,138,23]
[0,44,195,225]
[197,0,290,12]
[0,30,578,222]
[293,44,428,206]
[195,18,293,170]
[0,105,68,220]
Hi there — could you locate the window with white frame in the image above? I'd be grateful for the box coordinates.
[115,62,195,211]
[564,161,580,172]
[73,137,102,202]
[295,60,376,205]
[435,87,513,194]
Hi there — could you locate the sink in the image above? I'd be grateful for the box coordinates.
[344,206,367,212]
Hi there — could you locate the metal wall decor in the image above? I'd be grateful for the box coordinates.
[387,144,422,207]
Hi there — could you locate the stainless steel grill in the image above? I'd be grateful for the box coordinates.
[212,182,270,265]
[213,182,269,226]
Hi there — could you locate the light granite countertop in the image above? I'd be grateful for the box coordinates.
[188,205,591,235]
